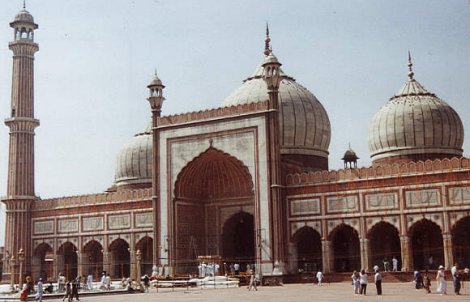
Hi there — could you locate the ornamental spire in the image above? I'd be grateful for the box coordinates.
[408,51,414,80]
[264,22,271,56]
[23,0,26,9]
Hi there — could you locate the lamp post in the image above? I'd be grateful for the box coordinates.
[18,248,25,291]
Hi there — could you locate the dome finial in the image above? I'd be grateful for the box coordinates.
[408,50,415,80]
[264,22,271,56]
[23,0,26,9]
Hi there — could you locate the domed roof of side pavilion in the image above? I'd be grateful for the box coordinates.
[368,54,464,164]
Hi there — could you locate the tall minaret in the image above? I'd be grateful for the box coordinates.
[2,5,39,278]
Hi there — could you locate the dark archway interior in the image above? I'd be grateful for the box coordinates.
[368,222,401,271]
[222,211,255,270]
[452,217,470,268]
[294,226,322,273]
[109,239,130,279]
[34,243,53,281]
[83,240,103,279]
[136,237,153,276]
[332,225,360,272]
[410,219,443,270]
[58,242,77,281]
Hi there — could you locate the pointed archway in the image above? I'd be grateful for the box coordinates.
[83,240,103,279]
[292,226,322,273]
[58,242,78,281]
[173,147,255,274]
[222,211,255,269]
[451,216,470,268]
[409,219,443,270]
[367,222,401,271]
[330,224,360,272]
[136,236,153,276]
[109,239,130,279]
[33,243,53,281]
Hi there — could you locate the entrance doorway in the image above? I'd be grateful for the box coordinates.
[222,211,255,271]
[331,224,360,272]
[293,226,322,273]
[410,219,443,270]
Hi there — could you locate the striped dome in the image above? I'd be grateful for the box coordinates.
[222,63,331,159]
[114,123,152,188]
[368,67,464,163]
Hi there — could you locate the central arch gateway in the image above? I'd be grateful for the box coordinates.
[172,147,255,274]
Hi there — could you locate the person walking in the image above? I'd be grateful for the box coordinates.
[86,273,93,290]
[72,278,80,301]
[316,271,324,286]
[392,256,398,272]
[351,271,360,294]
[142,274,150,292]
[451,263,458,294]
[414,270,423,289]
[34,279,44,302]
[423,270,431,294]
[374,268,382,295]
[63,281,72,302]
[436,265,447,295]
[454,270,462,295]
[247,269,258,291]
[359,270,368,295]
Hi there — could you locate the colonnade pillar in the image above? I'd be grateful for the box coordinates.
[442,233,453,269]
[400,235,411,272]
[360,238,369,271]
[321,239,332,273]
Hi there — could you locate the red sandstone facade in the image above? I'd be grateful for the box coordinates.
[2,7,470,285]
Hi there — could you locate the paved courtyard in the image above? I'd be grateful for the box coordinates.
[79,282,468,302]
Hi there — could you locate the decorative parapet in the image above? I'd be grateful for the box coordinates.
[33,188,151,210]
[158,101,269,126]
[286,157,470,186]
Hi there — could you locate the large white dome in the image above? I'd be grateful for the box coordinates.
[222,62,331,161]
[368,61,464,164]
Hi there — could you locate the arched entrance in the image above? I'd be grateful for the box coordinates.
[409,219,443,270]
[222,211,255,270]
[173,147,255,274]
[83,240,103,279]
[58,242,77,280]
[452,216,470,268]
[33,243,53,281]
[293,226,322,273]
[330,224,360,272]
[109,239,130,279]
[136,237,153,276]
[367,222,401,271]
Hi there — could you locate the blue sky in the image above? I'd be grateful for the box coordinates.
[0,0,469,245]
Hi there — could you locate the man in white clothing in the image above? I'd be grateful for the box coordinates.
[316,271,323,286]
[392,257,398,272]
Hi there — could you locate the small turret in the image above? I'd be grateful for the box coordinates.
[147,71,165,117]
[342,144,359,169]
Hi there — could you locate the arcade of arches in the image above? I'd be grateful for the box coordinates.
[173,147,256,274]
[290,218,470,273]
[31,236,153,281]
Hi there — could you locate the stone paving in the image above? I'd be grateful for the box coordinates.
[77,282,469,302]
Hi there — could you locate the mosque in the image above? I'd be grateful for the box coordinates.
[2,6,470,284]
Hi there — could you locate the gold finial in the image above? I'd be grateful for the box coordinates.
[408,51,414,80]
[264,22,271,56]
